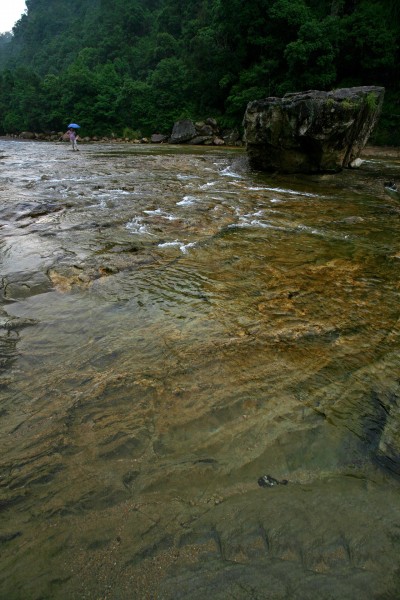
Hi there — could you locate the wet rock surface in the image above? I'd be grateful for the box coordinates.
[0,140,400,599]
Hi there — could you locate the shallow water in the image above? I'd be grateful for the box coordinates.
[1,140,400,599]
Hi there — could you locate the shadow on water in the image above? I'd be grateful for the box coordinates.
[1,141,400,599]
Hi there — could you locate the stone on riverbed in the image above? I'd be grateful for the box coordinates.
[0,271,53,301]
[243,86,385,173]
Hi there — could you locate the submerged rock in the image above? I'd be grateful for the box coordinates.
[0,272,53,301]
[258,474,289,487]
[243,86,385,173]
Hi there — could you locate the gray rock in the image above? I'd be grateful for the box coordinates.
[243,86,385,173]
[205,117,218,128]
[195,124,214,137]
[0,272,52,301]
[150,134,168,143]
[222,129,241,145]
[189,136,213,145]
[170,119,197,144]
[19,131,35,139]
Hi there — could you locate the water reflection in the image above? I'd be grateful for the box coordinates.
[1,141,400,599]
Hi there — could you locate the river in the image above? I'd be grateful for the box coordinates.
[1,139,400,599]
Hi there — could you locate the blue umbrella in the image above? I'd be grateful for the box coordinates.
[68,123,80,128]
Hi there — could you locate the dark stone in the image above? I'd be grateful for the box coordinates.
[19,131,35,139]
[258,474,288,487]
[205,117,218,128]
[151,134,168,144]
[189,136,213,145]
[195,124,214,136]
[243,86,385,173]
[170,119,197,144]
[1,317,38,330]
[222,129,241,145]
[16,203,63,219]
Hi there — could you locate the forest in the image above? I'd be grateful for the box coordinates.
[0,0,399,144]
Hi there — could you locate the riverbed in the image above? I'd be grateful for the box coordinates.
[1,140,400,599]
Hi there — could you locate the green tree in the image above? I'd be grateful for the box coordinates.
[116,78,154,133]
[0,0,398,142]
[146,57,194,130]
[284,17,338,90]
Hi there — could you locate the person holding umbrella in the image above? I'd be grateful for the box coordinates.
[65,123,80,151]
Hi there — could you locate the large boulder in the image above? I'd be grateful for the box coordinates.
[243,86,385,173]
[170,119,197,143]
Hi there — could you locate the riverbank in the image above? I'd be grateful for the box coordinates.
[0,118,243,147]
[1,134,398,159]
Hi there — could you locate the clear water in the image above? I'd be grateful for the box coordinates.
[1,140,400,599]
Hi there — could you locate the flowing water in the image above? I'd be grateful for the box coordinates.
[1,140,400,599]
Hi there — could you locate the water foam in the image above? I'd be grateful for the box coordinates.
[126,216,153,235]
[177,196,198,206]
[158,240,196,253]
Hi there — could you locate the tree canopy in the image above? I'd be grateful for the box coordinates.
[0,0,398,143]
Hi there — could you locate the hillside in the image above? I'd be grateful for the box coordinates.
[0,0,399,142]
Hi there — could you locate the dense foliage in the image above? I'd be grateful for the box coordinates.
[0,0,399,143]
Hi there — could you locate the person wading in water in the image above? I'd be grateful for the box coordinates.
[66,128,79,151]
